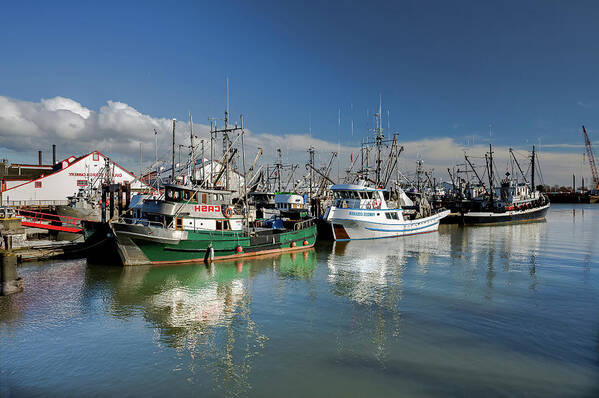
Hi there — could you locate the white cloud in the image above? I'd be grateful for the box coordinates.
[0,94,592,186]
[577,101,594,109]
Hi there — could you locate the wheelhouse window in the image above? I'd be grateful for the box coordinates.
[202,193,207,204]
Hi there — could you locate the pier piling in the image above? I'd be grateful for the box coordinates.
[109,188,115,220]
[0,250,23,295]
[101,185,107,223]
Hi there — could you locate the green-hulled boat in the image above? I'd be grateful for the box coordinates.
[83,184,317,266]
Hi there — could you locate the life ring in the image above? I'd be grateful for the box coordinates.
[223,207,233,218]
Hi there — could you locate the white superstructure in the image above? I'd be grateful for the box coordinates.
[262,193,308,219]
[324,183,449,241]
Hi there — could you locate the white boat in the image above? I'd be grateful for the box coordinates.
[262,193,308,219]
[324,183,450,241]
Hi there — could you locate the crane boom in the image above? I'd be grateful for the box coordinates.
[582,125,599,189]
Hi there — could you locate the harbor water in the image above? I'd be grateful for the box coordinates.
[1,204,598,397]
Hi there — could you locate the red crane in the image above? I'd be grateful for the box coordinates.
[582,125,599,190]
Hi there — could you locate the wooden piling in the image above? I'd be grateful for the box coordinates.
[0,250,23,295]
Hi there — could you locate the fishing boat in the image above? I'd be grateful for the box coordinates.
[324,182,450,241]
[55,186,102,222]
[82,183,316,265]
[460,145,550,225]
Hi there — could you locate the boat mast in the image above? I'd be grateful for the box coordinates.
[241,115,249,234]
[277,149,282,192]
[487,144,494,207]
[531,145,535,191]
[375,95,383,186]
[189,113,195,183]
[308,147,314,213]
[171,119,176,183]
[223,81,230,190]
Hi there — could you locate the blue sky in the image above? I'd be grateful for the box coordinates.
[1,0,599,183]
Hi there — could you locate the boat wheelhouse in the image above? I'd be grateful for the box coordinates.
[324,183,449,241]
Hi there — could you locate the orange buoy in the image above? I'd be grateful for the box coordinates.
[303,240,309,246]
[236,246,243,253]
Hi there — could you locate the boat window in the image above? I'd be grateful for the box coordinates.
[216,220,222,230]
[391,212,399,220]
[184,191,191,201]
[166,189,172,199]
[173,190,180,200]
[176,218,183,230]
[223,220,230,230]
[385,212,393,219]
[202,193,207,204]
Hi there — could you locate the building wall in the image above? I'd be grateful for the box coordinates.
[1,151,145,206]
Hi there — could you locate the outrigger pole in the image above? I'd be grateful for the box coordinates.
[509,148,528,184]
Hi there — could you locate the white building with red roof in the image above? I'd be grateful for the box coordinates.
[1,151,145,206]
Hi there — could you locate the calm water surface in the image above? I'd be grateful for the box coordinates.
[1,204,598,397]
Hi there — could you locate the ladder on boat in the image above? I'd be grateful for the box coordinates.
[15,209,83,233]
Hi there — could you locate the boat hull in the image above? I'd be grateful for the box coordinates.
[327,208,450,241]
[461,203,550,225]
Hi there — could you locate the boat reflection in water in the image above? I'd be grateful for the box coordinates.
[322,220,548,370]
[324,232,450,364]
[84,250,316,396]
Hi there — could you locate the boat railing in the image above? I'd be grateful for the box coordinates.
[293,218,314,231]
[119,217,165,229]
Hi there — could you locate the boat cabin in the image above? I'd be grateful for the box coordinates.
[275,193,306,211]
[136,184,243,233]
[330,184,388,209]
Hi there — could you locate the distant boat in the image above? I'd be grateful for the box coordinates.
[460,145,550,225]
[324,182,449,241]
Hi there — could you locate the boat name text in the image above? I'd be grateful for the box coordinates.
[194,205,221,212]
[348,211,375,216]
